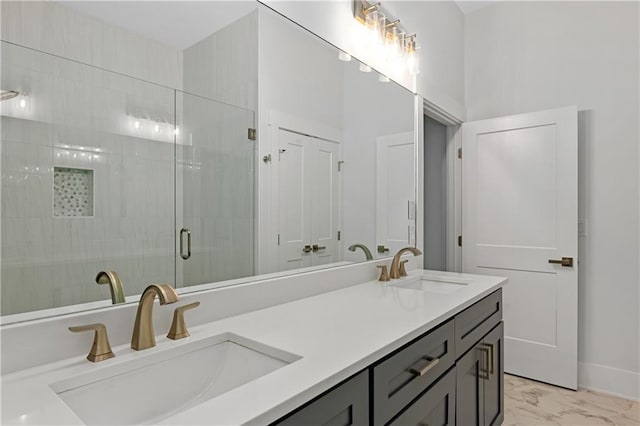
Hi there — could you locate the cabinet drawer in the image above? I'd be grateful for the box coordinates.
[455,289,502,358]
[389,367,456,426]
[373,319,455,426]
[274,371,369,426]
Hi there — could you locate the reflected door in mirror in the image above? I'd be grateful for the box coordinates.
[277,130,340,271]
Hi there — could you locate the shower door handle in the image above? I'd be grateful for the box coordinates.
[180,228,191,260]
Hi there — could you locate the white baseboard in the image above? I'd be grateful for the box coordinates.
[579,362,640,401]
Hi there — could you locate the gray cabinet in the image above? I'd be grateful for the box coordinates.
[274,371,369,426]
[389,367,456,426]
[456,322,504,426]
[372,320,455,425]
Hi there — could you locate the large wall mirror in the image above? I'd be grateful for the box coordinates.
[0,1,417,320]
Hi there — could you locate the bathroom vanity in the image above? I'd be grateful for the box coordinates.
[274,285,503,426]
[1,270,505,425]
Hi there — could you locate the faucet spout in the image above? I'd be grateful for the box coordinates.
[131,284,179,351]
[389,247,422,279]
[348,243,373,261]
[96,270,126,304]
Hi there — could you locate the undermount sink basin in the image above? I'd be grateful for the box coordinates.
[390,276,470,294]
[51,333,300,425]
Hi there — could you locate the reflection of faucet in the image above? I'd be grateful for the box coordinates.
[131,284,179,351]
[389,247,422,279]
[96,271,126,304]
[348,243,373,261]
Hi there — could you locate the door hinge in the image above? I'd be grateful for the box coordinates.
[457,148,462,159]
[248,128,257,140]
[457,235,462,247]
[277,234,280,246]
[338,160,344,171]
[338,230,341,241]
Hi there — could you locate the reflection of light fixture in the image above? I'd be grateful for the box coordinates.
[19,98,26,109]
[353,0,420,75]
[174,127,180,136]
[359,63,372,73]
[378,74,390,83]
[134,120,140,129]
[0,90,19,101]
[338,51,352,61]
[154,124,160,133]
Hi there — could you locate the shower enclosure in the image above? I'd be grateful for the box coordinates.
[1,41,256,315]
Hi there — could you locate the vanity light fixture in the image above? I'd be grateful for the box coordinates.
[353,0,420,75]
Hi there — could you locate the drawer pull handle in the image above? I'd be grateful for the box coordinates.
[408,356,439,377]
[481,343,495,375]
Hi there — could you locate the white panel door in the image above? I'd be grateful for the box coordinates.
[462,106,578,389]
[278,130,339,270]
[310,138,340,265]
[376,132,416,257]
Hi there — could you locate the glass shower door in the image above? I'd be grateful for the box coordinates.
[1,42,176,315]
[175,91,256,288]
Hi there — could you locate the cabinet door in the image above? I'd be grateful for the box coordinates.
[456,343,484,426]
[390,367,456,426]
[483,323,504,426]
[274,371,369,426]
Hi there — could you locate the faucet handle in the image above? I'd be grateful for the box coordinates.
[377,265,390,282]
[399,260,409,277]
[69,323,115,362]
[167,302,200,340]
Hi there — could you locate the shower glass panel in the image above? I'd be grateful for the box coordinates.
[175,91,255,288]
[1,42,176,315]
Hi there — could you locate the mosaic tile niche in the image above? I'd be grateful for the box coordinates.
[53,167,94,217]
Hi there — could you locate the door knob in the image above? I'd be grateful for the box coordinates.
[302,245,312,253]
[377,245,390,254]
[548,257,573,267]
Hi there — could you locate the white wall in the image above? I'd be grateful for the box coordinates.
[465,1,640,400]
[342,62,414,262]
[261,1,466,120]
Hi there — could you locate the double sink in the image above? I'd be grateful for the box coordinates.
[49,273,468,424]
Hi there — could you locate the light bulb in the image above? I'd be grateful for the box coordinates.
[338,51,352,62]
[174,127,180,136]
[154,124,160,133]
[19,98,26,109]
[134,120,140,129]
[359,63,372,73]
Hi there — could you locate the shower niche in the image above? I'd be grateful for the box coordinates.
[53,167,94,217]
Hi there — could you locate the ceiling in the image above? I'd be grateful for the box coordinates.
[455,1,497,15]
[59,1,496,50]
[59,1,257,49]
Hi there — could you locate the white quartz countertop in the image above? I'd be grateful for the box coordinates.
[1,270,506,425]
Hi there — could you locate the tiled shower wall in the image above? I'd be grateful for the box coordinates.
[1,43,177,315]
[0,3,258,315]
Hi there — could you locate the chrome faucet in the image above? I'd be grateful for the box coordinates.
[131,284,179,351]
[348,243,373,261]
[389,247,422,279]
[96,270,126,304]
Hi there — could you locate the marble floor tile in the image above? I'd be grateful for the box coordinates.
[504,374,639,425]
